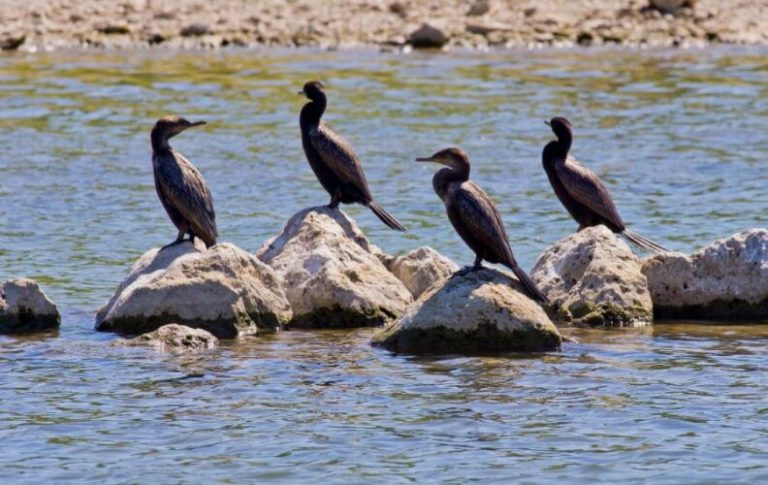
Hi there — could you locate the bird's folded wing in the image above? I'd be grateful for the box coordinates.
[559,156,625,229]
[310,123,371,194]
[158,153,217,239]
[455,183,515,264]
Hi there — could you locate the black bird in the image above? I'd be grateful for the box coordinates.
[151,115,217,249]
[543,117,667,253]
[299,81,406,231]
[416,147,547,304]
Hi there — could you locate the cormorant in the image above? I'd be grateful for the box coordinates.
[151,115,217,249]
[299,81,406,231]
[543,117,667,253]
[416,147,547,303]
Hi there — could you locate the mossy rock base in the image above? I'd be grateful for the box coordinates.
[96,311,279,339]
[288,305,395,329]
[561,301,652,328]
[0,310,60,335]
[372,322,562,355]
[654,296,768,321]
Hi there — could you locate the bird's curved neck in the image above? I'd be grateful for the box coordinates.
[300,94,326,129]
[151,129,172,154]
[554,132,572,158]
[433,164,469,199]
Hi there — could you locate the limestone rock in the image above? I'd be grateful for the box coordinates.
[0,278,61,334]
[531,226,653,327]
[408,23,449,48]
[642,229,768,320]
[96,241,292,338]
[372,268,562,354]
[379,246,459,299]
[257,207,412,328]
[113,324,218,352]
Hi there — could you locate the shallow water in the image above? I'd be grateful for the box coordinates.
[1,47,768,482]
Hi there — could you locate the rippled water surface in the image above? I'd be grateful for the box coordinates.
[1,47,768,482]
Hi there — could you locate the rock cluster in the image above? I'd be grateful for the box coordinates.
[96,241,292,338]
[642,229,768,320]
[0,278,60,334]
[532,226,653,327]
[372,268,562,354]
[256,207,413,328]
[0,0,765,51]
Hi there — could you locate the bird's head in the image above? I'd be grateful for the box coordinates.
[299,80,326,100]
[545,116,572,142]
[153,115,206,140]
[415,147,470,171]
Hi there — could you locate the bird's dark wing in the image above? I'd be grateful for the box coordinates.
[309,122,373,200]
[557,155,625,230]
[156,152,217,244]
[453,182,516,266]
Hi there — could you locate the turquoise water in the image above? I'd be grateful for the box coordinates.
[1,47,768,482]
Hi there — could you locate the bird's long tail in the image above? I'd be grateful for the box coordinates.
[622,229,668,253]
[367,201,407,232]
[508,264,548,304]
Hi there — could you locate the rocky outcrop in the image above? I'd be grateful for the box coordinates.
[257,207,412,328]
[531,226,653,327]
[642,229,768,320]
[371,269,562,354]
[0,278,60,334]
[96,241,292,338]
[112,324,219,353]
[379,246,458,299]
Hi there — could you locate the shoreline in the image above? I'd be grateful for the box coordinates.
[1,0,767,53]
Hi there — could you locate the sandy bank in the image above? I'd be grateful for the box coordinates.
[1,0,767,52]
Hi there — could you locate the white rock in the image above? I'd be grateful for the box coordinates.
[0,278,60,334]
[96,241,292,337]
[642,228,768,319]
[257,206,412,328]
[379,246,459,299]
[531,226,653,327]
[112,323,218,353]
[371,268,561,354]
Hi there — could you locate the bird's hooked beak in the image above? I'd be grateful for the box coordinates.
[415,156,436,163]
[544,120,551,126]
[189,120,207,127]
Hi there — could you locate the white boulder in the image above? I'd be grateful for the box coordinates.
[257,207,413,328]
[531,226,653,327]
[96,241,292,337]
[371,268,562,354]
[0,278,60,334]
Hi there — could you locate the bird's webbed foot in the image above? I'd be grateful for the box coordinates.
[161,231,188,250]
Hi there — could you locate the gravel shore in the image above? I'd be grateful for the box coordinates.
[1,0,767,52]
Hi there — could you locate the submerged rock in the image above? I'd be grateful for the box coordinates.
[379,246,458,299]
[642,229,768,320]
[257,207,412,328]
[0,278,60,334]
[372,268,562,354]
[112,323,218,353]
[96,241,292,338]
[531,226,653,327]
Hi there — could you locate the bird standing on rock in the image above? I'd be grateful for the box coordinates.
[542,117,668,253]
[151,115,217,249]
[299,81,406,231]
[416,147,548,304]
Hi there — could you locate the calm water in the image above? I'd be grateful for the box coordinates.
[1,47,768,482]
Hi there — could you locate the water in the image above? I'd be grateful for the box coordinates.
[1,47,768,482]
